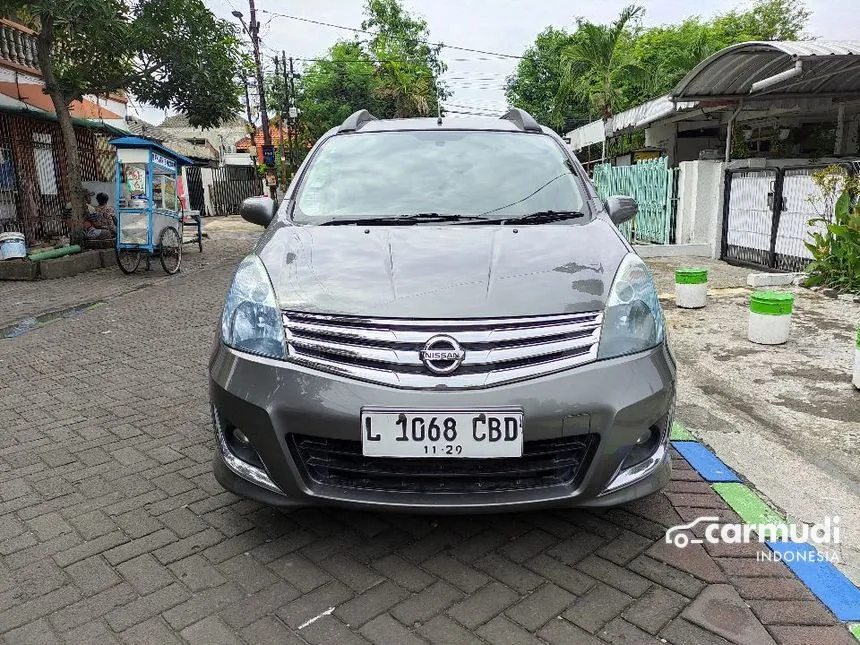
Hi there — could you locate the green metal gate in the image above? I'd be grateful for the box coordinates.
[592,157,677,244]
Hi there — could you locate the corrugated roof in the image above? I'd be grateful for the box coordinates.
[671,40,860,100]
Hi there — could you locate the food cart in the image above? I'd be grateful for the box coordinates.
[109,137,202,274]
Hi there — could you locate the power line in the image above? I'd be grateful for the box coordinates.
[258,9,524,60]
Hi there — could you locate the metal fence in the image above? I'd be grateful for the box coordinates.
[209,165,262,217]
[592,157,677,244]
[0,112,117,245]
[722,163,857,271]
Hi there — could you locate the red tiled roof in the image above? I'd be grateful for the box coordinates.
[235,123,296,160]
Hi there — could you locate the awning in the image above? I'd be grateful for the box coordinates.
[564,95,699,151]
[610,95,698,133]
[671,40,860,101]
[565,119,606,151]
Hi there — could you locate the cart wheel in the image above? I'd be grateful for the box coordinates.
[116,249,141,274]
[159,226,182,275]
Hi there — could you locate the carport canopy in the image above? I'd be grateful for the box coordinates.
[670,40,860,102]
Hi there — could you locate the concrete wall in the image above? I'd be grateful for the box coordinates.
[675,160,726,257]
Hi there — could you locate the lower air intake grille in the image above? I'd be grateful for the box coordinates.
[288,433,598,493]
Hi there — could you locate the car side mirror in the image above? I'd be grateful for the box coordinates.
[606,195,638,227]
[240,196,275,227]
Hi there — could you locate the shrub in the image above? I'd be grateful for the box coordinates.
[805,166,860,292]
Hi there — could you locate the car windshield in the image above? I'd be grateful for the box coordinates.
[293,130,588,222]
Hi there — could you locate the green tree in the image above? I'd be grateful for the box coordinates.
[711,0,810,42]
[629,18,717,100]
[2,0,243,229]
[509,0,812,131]
[557,4,644,121]
[294,40,379,144]
[362,0,447,117]
[293,0,447,147]
[505,27,588,132]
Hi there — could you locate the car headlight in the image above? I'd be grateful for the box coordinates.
[598,253,664,360]
[221,255,286,359]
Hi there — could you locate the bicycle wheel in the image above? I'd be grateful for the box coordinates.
[116,248,141,274]
[159,226,182,275]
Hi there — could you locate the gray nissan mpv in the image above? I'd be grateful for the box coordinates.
[209,108,676,511]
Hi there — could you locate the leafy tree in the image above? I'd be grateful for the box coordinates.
[509,0,812,133]
[629,18,717,100]
[711,0,810,42]
[292,0,447,149]
[362,0,447,118]
[294,40,379,144]
[557,5,644,121]
[2,0,243,229]
[505,27,588,133]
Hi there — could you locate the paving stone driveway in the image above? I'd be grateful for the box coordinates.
[0,239,853,645]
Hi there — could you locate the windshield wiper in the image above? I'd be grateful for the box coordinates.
[319,213,487,226]
[482,210,587,225]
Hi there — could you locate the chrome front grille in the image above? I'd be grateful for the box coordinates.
[283,311,602,389]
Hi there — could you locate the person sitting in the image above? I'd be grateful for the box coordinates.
[84,193,116,240]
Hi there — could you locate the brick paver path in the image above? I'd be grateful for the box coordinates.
[0,238,853,644]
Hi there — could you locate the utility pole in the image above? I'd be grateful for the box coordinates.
[233,1,274,198]
[287,55,298,174]
[274,56,288,187]
[281,52,293,177]
[241,76,255,136]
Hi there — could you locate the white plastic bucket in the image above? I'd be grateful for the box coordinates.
[748,291,794,345]
[675,268,708,308]
[0,232,26,260]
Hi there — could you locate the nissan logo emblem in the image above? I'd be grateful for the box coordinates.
[420,335,466,375]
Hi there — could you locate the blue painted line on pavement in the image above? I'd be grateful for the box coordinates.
[671,440,741,482]
[766,541,860,622]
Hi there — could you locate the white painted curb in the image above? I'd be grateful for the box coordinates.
[748,311,792,345]
[747,272,805,288]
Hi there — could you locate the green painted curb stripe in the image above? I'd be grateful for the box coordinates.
[848,622,860,641]
[675,269,708,285]
[712,482,784,526]
[670,421,695,440]
[750,291,794,315]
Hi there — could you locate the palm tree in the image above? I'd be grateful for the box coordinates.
[557,5,644,121]
[373,63,433,117]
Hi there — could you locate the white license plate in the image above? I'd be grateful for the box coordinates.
[361,408,523,458]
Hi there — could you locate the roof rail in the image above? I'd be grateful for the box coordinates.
[339,109,378,133]
[500,108,542,133]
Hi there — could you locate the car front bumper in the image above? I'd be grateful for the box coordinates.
[208,342,675,511]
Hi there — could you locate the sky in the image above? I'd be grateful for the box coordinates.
[131,0,860,125]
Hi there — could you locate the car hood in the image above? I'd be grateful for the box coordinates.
[257,220,628,318]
